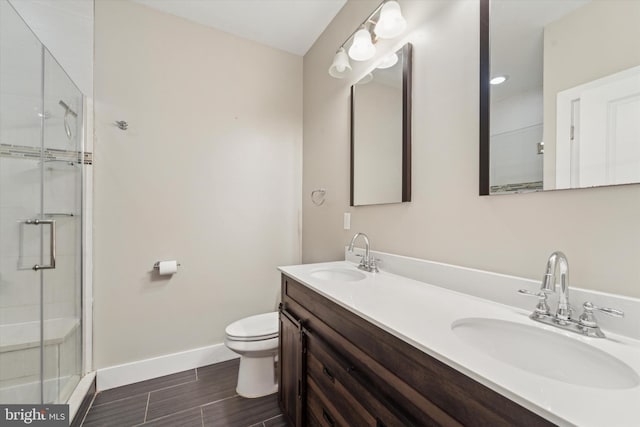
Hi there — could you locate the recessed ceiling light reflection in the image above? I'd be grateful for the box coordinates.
[490,75,509,85]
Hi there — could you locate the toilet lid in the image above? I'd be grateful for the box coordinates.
[225,312,279,341]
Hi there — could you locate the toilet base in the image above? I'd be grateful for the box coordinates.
[236,355,278,398]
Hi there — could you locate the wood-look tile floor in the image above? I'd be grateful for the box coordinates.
[80,359,286,427]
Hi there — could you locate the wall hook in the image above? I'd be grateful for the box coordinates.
[115,120,128,130]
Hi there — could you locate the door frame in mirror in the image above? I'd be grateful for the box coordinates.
[350,43,413,206]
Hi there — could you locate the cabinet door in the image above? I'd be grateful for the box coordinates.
[279,307,304,426]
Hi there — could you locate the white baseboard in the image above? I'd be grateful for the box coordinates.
[96,343,238,391]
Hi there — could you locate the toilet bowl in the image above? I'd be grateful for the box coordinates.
[224,311,279,398]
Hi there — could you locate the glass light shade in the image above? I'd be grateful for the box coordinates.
[376,52,398,69]
[374,1,407,39]
[356,73,374,85]
[328,48,352,78]
[348,29,376,61]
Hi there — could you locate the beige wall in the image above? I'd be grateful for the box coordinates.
[543,0,640,186]
[302,0,640,298]
[93,0,302,368]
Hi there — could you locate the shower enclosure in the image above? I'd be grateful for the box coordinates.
[0,0,84,404]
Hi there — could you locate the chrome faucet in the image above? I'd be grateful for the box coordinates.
[541,251,571,322]
[348,232,378,273]
[519,251,624,338]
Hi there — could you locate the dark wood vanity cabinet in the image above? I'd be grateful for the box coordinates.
[278,274,555,427]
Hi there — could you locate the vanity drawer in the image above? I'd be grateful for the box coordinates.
[307,331,422,427]
[306,376,351,427]
[307,350,377,427]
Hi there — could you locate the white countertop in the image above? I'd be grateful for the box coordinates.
[278,260,640,427]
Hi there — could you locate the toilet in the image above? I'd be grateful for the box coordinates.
[224,311,279,398]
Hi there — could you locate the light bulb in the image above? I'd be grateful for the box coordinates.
[328,48,352,78]
[374,1,407,39]
[348,29,376,61]
[376,52,398,69]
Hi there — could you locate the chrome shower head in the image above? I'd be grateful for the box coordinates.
[59,100,78,140]
[58,100,77,117]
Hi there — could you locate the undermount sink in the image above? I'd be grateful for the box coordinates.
[452,317,640,390]
[309,268,366,282]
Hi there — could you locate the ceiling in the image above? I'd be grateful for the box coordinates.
[133,0,347,56]
[4,0,345,97]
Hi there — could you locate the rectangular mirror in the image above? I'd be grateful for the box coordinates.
[351,43,412,206]
[480,0,640,195]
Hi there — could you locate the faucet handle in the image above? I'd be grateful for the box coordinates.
[594,304,623,317]
[353,253,367,266]
[578,302,623,328]
[369,257,380,273]
[518,289,547,297]
[578,301,624,327]
[518,289,550,315]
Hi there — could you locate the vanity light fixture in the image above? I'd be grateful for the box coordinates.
[490,74,509,85]
[329,47,352,78]
[376,52,398,69]
[328,0,407,78]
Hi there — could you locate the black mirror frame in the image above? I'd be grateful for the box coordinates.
[479,0,490,195]
[350,43,413,206]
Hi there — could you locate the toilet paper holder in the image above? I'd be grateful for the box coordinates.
[153,261,181,270]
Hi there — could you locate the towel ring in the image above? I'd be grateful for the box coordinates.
[311,188,326,206]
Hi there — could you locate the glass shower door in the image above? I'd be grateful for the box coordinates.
[0,0,83,405]
[41,49,83,404]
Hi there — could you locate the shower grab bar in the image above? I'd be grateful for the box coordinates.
[23,219,56,271]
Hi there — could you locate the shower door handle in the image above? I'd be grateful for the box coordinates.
[24,219,56,271]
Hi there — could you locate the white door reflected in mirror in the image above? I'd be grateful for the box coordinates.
[556,65,640,189]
